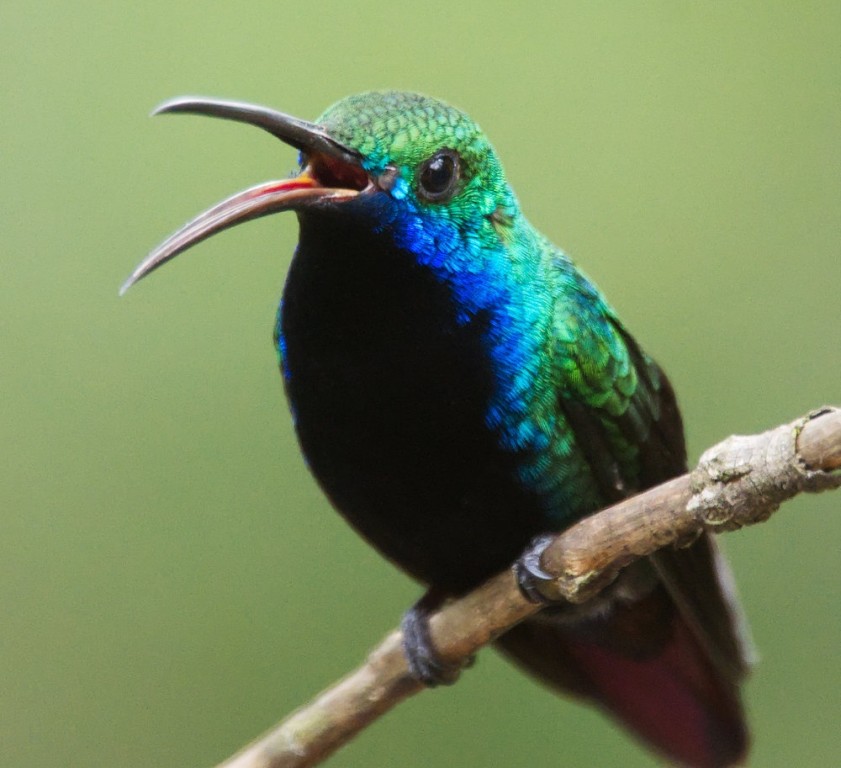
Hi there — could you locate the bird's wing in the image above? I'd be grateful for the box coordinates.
[497,267,753,765]
[609,320,754,683]
[546,266,753,683]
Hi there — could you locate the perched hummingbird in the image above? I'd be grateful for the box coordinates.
[123,91,752,767]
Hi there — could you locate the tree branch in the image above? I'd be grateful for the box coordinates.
[214,406,841,768]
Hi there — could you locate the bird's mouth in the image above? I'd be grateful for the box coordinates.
[120,97,373,295]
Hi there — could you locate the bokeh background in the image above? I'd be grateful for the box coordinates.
[2,2,839,766]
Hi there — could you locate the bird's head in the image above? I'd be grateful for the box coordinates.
[121,91,520,294]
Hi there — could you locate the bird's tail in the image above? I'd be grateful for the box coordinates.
[495,586,748,768]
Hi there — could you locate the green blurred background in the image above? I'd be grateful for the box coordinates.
[2,2,839,766]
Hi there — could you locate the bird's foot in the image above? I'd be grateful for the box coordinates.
[514,533,560,605]
[401,592,472,687]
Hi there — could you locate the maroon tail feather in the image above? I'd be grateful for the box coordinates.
[496,588,748,767]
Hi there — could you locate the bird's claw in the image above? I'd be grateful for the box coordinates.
[401,602,471,686]
[514,533,559,605]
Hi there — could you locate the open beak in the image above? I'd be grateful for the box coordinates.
[120,97,371,295]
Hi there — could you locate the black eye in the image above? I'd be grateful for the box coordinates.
[418,150,460,202]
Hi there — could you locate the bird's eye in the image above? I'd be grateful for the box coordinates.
[418,150,460,202]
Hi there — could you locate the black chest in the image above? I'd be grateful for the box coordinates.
[279,212,546,592]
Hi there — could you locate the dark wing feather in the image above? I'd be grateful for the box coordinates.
[496,297,752,767]
[617,325,755,684]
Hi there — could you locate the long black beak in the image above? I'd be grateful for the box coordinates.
[120,97,367,295]
[152,97,362,166]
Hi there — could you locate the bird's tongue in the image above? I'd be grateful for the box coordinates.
[120,173,356,294]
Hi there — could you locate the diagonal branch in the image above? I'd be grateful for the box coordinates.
[215,407,841,768]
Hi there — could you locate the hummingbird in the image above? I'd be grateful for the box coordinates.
[123,91,752,767]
